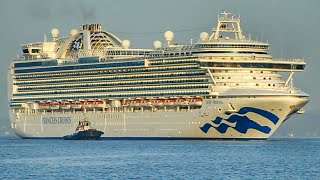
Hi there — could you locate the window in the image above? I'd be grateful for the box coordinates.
[31,49,40,53]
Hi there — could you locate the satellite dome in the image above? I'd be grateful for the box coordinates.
[164,31,174,41]
[70,29,78,37]
[121,40,130,49]
[153,41,162,49]
[200,32,209,42]
[51,28,59,38]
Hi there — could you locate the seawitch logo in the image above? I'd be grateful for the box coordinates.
[200,107,279,134]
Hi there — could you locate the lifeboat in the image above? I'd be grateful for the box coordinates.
[129,99,141,107]
[151,99,165,107]
[85,99,95,108]
[71,101,84,109]
[50,101,61,109]
[60,101,72,109]
[164,98,176,106]
[40,101,51,109]
[189,98,203,106]
[121,100,129,107]
[140,99,151,107]
[175,98,189,106]
[92,100,104,108]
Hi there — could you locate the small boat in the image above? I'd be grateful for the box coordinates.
[175,98,189,106]
[189,98,203,106]
[40,101,51,109]
[121,101,129,107]
[60,101,71,109]
[63,118,104,140]
[71,101,84,109]
[85,99,95,108]
[129,99,141,107]
[92,100,104,108]
[140,99,151,107]
[151,99,165,107]
[164,98,176,106]
[50,101,61,109]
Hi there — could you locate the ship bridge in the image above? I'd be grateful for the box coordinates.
[194,11,270,57]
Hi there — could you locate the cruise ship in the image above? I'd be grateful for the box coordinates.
[8,11,309,140]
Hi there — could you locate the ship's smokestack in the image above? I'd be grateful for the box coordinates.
[83,30,91,50]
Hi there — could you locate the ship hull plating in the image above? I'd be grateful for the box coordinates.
[10,96,308,140]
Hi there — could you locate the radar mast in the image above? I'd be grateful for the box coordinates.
[209,10,244,40]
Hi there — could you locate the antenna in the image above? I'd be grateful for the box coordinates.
[43,34,47,42]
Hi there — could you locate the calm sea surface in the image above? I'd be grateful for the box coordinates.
[0,137,319,179]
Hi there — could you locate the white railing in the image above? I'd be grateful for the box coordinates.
[273,58,305,63]
[78,49,105,58]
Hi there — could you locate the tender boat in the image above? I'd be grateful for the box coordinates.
[63,118,104,140]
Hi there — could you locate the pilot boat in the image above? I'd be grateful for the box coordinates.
[63,118,104,140]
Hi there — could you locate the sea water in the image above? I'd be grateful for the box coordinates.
[0,137,319,179]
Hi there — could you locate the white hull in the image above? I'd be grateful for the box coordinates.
[10,96,308,140]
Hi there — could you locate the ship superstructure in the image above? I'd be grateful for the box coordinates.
[8,11,309,140]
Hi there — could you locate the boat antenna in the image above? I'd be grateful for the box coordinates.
[81,105,88,121]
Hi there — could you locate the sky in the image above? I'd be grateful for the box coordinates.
[0,0,319,136]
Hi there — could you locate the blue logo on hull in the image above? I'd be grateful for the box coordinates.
[200,107,279,134]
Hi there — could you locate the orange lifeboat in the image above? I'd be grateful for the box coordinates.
[85,99,95,108]
[50,101,61,109]
[175,98,189,106]
[164,98,176,106]
[61,101,71,109]
[121,100,129,107]
[71,100,84,109]
[140,99,151,107]
[151,99,165,107]
[93,100,104,108]
[130,99,141,107]
[40,101,51,109]
[189,98,203,106]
